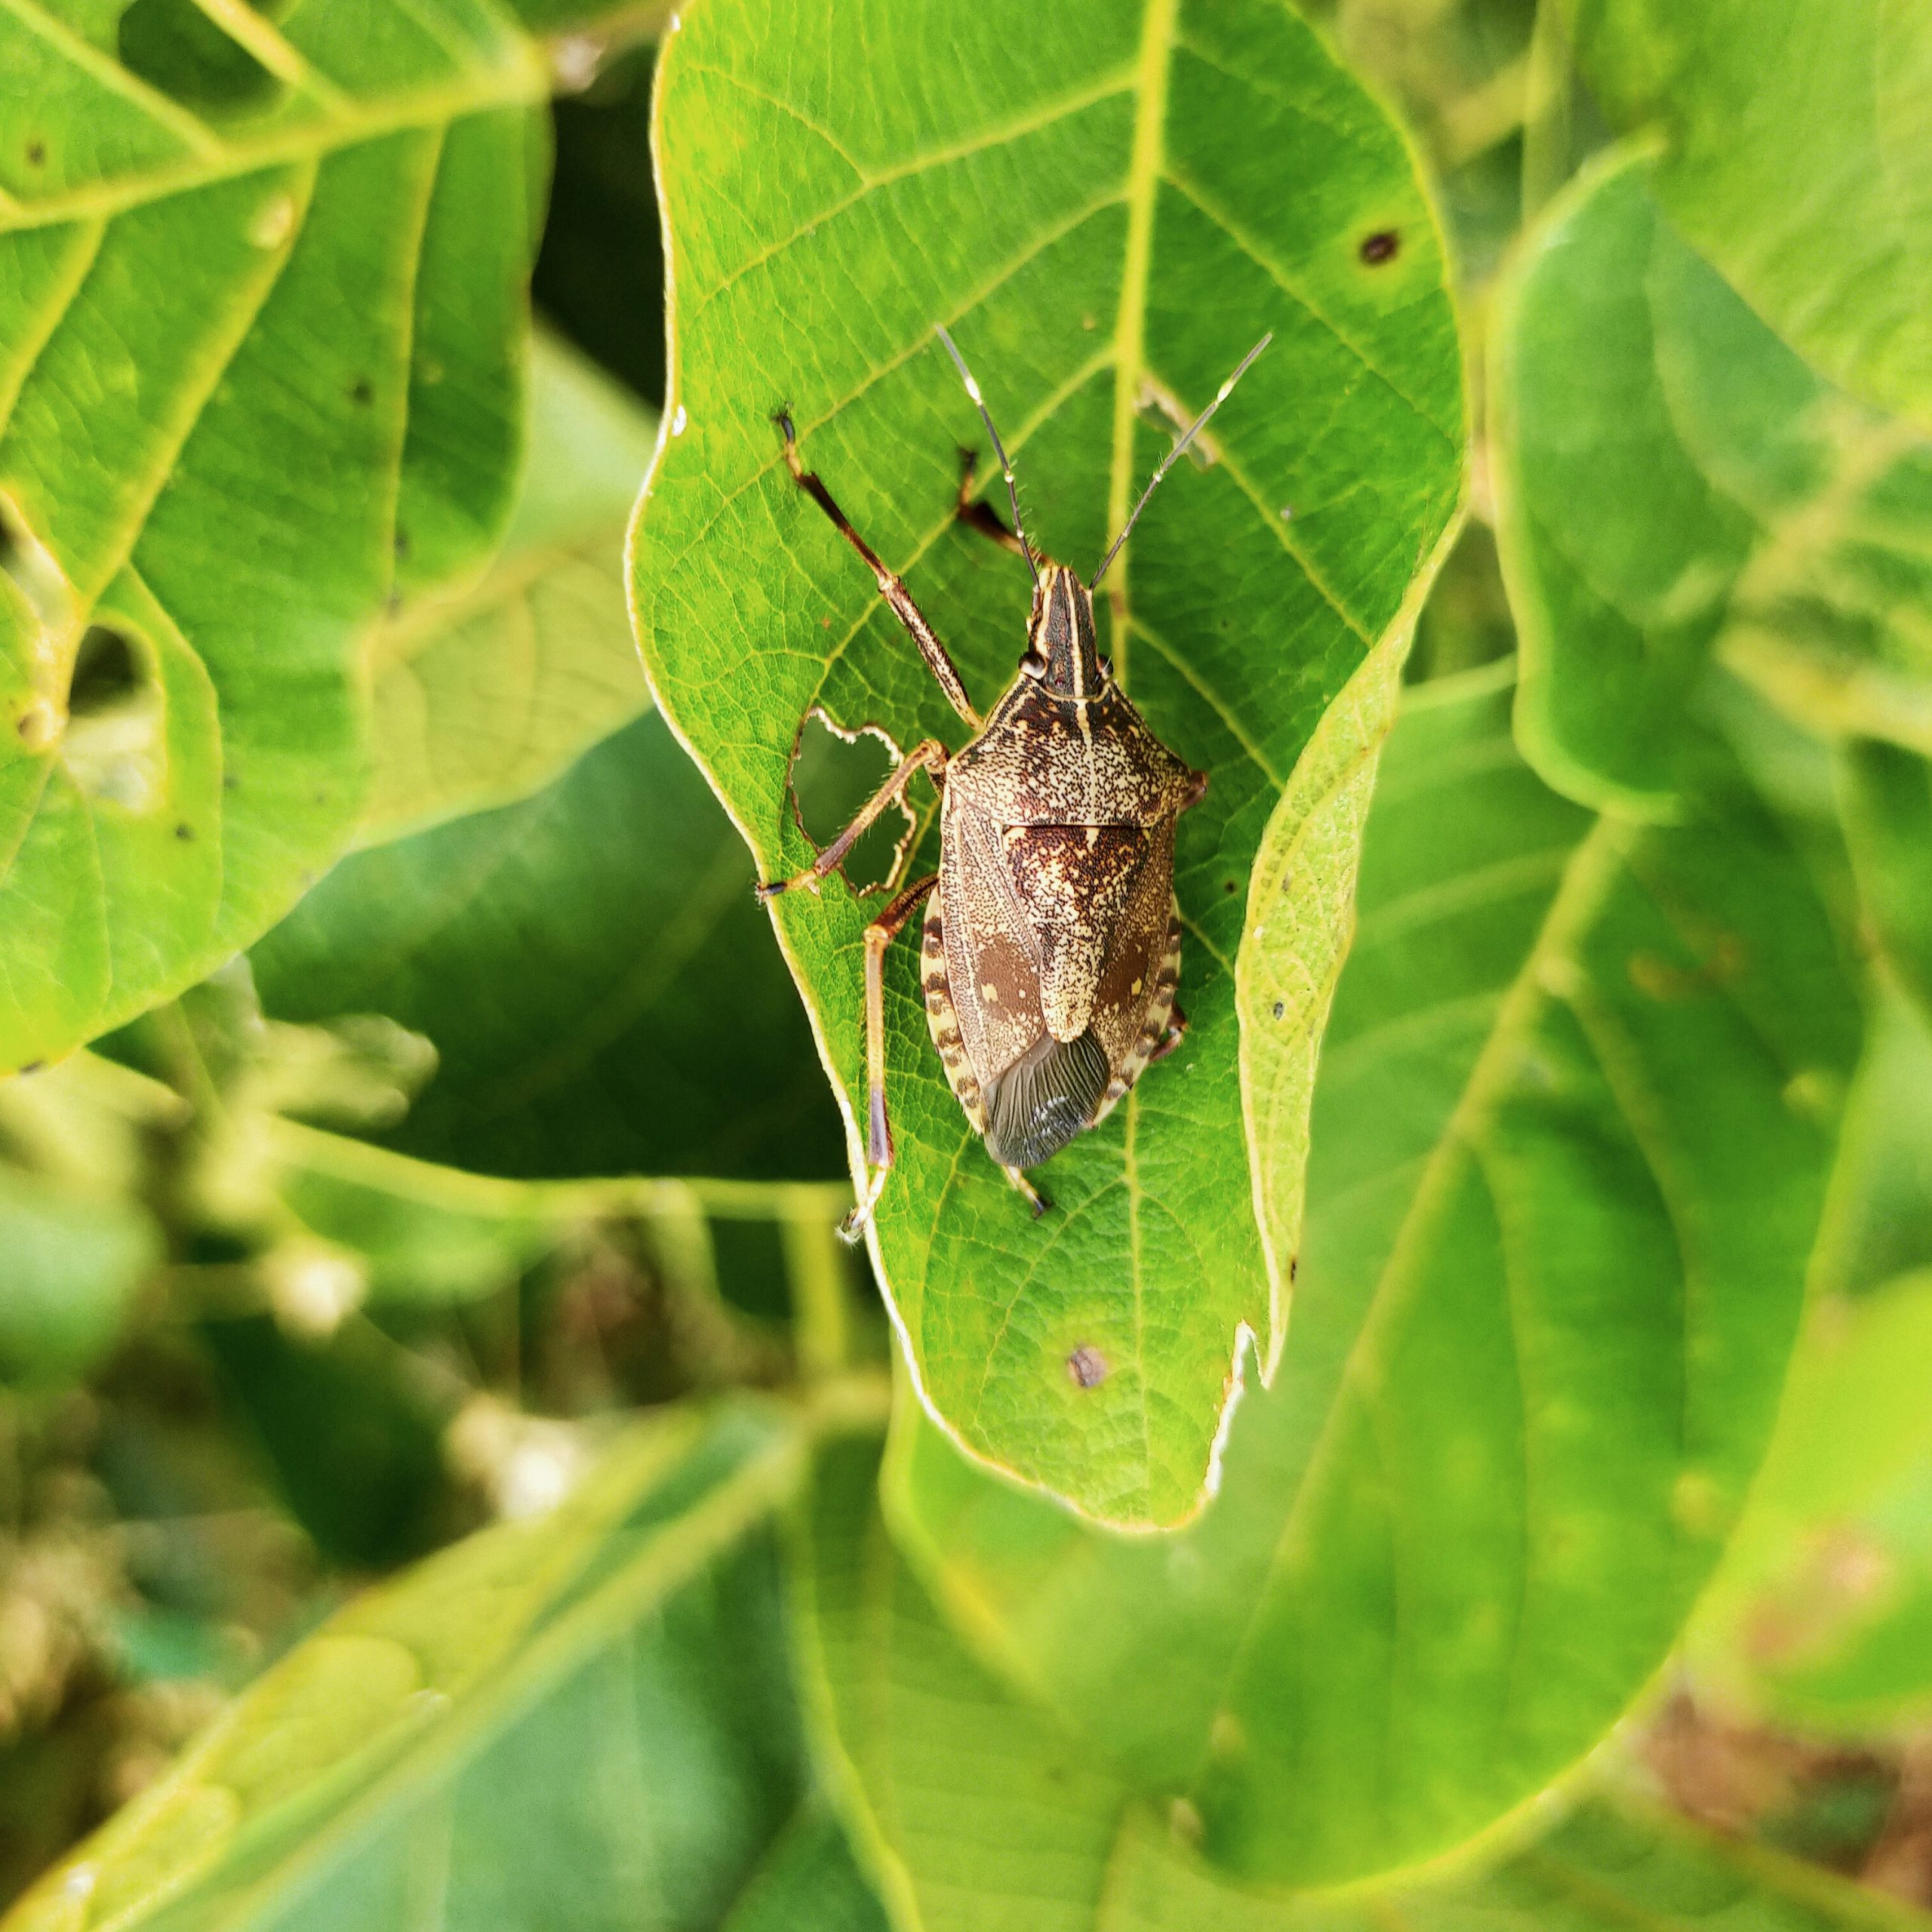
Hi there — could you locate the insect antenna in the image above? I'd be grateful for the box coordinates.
[1090,332,1273,591]
[934,324,1041,591]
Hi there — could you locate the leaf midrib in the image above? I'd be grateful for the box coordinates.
[164,1418,809,1932]
[0,63,546,235]
[1191,809,1636,1774]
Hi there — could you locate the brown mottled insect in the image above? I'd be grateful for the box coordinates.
[761,327,1269,1234]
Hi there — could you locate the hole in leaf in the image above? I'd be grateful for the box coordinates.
[68,625,140,715]
[787,709,918,897]
[118,0,282,115]
[63,624,165,809]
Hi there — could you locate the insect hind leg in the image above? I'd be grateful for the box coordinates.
[839,871,939,1242]
[1001,1165,1051,1219]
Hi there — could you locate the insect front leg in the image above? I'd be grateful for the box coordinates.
[842,871,940,1241]
[774,411,980,728]
[955,449,1029,558]
[757,739,946,903]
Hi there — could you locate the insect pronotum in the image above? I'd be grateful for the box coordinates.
[761,327,1271,1237]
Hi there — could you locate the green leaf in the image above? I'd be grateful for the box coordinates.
[0,1048,170,1379]
[632,0,1465,1526]
[0,1162,158,1382]
[2,1400,826,1932]
[1812,984,1932,1304]
[252,708,844,1184]
[0,1,548,1073]
[200,1312,454,1568]
[1689,1269,1932,1734]
[1565,0,1932,433]
[360,331,657,848]
[884,660,1858,1887]
[1840,740,1932,1030]
[1491,147,1932,817]
[796,1430,1924,1931]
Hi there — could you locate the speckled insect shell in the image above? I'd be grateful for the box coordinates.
[919,561,1198,1171]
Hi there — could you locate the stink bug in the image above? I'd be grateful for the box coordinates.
[761,328,1270,1235]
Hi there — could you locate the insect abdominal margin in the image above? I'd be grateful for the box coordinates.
[761,328,1270,1238]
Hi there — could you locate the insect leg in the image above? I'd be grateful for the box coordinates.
[1148,998,1187,1063]
[841,871,940,1241]
[774,412,980,728]
[1001,1164,1051,1219]
[757,739,946,903]
[955,449,1029,558]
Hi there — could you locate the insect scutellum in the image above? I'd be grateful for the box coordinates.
[760,325,1272,1240]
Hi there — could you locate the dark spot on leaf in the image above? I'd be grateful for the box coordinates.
[20,1061,45,1075]
[25,141,45,168]
[350,377,374,406]
[393,528,411,558]
[174,821,195,841]
[1271,1000,1284,1020]
[223,771,239,791]
[1067,1346,1108,1389]
[68,626,140,715]
[1289,1254,1299,1283]
[1360,229,1400,265]
[1223,878,1238,894]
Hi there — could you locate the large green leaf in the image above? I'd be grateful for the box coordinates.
[0,0,547,1074]
[1491,147,1932,818]
[252,708,844,1183]
[885,660,1858,1887]
[1565,0,1932,432]
[631,0,1465,1526]
[797,1431,1925,1932]
[360,331,657,847]
[2,1398,850,1932]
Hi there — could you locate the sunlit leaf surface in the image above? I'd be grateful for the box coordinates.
[0,0,546,1071]
[632,0,1464,1525]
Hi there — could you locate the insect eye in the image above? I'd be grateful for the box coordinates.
[1097,657,1114,681]
[1020,651,1046,678]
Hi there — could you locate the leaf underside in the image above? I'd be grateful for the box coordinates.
[632,0,1464,1526]
[801,1429,1913,1930]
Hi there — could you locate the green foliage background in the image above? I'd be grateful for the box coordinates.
[2,0,1932,1926]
